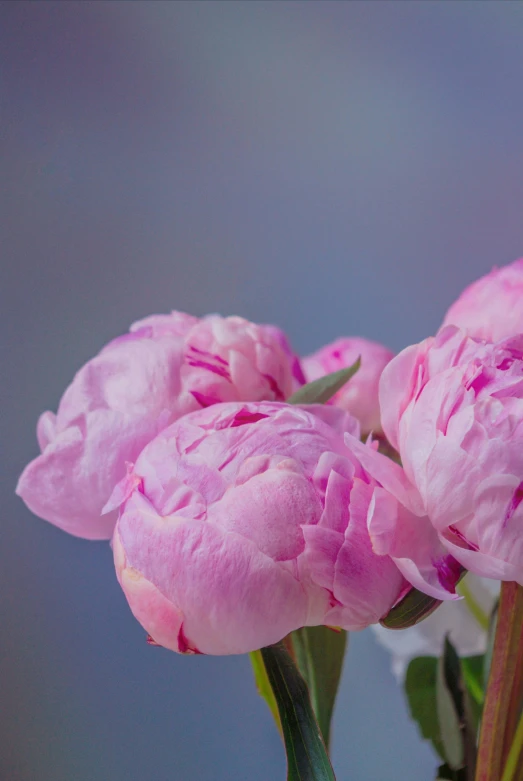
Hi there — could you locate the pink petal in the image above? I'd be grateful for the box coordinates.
[368,487,461,600]
[344,433,425,516]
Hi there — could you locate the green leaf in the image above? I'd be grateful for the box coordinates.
[461,656,485,707]
[461,655,485,732]
[287,361,361,406]
[290,626,347,749]
[407,642,477,776]
[380,587,442,629]
[456,577,489,632]
[249,650,282,735]
[260,643,337,781]
[405,656,445,760]
[436,638,465,771]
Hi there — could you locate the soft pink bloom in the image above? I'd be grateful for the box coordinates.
[442,258,523,342]
[109,401,454,655]
[368,324,523,585]
[16,313,296,540]
[302,337,393,433]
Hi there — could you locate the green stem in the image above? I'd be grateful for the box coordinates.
[501,711,523,781]
[457,577,489,632]
[463,667,484,708]
[475,582,523,781]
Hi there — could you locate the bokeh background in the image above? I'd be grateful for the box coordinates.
[2,2,523,779]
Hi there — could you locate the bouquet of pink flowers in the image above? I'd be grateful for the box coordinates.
[17,260,523,781]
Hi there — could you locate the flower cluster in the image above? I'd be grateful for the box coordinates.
[17,258,523,656]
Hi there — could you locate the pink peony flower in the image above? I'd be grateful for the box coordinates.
[108,401,450,655]
[362,324,523,585]
[442,258,523,342]
[16,313,296,540]
[302,337,393,433]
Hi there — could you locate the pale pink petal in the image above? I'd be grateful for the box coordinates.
[209,468,319,562]
[344,433,425,516]
[17,424,117,540]
[379,341,429,450]
[114,529,187,652]
[36,411,57,450]
[368,488,461,600]
[302,404,361,438]
[118,492,308,655]
[440,531,522,584]
[442,258,523,342]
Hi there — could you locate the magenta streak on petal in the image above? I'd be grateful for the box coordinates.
[177,625,202,655]
[230,410,270,428]
[190,390,221,408]
[328,590,342,609]
[186,359,232,381]
[188,345,229,365]
[292,359,307,386]
[503,482,523,528]
[448,525,479,551]
[434,555,461,594]
[262,373,284,400]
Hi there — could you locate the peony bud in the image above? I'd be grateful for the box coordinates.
[442,258,523,342]
[108,401,444,655]
[16,313,296,539]
[302,337,393,434]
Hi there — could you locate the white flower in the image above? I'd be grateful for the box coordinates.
[372,574,499,680]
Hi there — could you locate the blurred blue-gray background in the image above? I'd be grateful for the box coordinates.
[2,2,523,779]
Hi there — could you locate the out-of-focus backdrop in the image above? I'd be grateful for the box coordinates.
[2,2,523,779]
